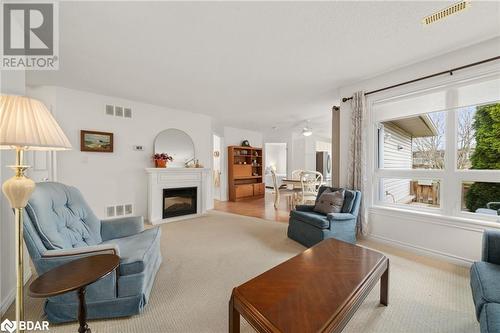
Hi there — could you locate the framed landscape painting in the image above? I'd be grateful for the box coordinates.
[80,130,114,152]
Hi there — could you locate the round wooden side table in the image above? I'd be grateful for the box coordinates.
[29,254,120,333]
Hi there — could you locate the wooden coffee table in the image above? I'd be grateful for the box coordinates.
[29,254,120,333]
[229,238,389,333]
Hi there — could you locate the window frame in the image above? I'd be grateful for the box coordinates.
[368,70,500,224]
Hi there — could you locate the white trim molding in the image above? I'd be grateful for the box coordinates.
[0,269,32,316]
[367,206,489,265]
[365,234,474,267]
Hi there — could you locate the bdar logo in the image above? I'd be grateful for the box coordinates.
[0,319,16,333]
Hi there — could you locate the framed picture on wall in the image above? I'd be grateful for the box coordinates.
[80,130,114,153]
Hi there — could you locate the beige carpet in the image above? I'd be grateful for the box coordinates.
[3,211,479,333]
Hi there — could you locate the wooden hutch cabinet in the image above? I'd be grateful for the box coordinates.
[228,146,265,201]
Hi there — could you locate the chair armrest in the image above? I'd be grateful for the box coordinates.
[101,216,144,241]
[487,202,500,210]
[39,244,120,275]
[42,244,120,257]
[295,205,315,212]
[327,213,356,221]
[482,230,500,264]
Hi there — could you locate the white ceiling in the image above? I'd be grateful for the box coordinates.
[27,1,500,138]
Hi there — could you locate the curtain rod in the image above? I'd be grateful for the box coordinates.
[341,55,500,103]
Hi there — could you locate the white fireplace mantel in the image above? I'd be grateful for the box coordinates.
[146,167,210,224]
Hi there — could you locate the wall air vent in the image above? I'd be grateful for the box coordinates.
[106,206,115,217]
[115,106,124,117]
[124,108,132,118]
[422,1,471,25]
[104,104,132,119]
[105,104,114,116]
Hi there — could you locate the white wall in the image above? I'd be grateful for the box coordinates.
[265,143,287,175]
[223,127,263,147]
[264,130,331,179]
[219,126,263,201]
[338,37,500,265]
[27,86,214,219]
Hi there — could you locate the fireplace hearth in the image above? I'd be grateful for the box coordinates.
[163,187,197,219]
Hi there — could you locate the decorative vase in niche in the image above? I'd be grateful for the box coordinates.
[155,159,167,168]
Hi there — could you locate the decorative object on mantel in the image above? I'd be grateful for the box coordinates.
[185,158,204,168]
[153,153,173,168]
[241,140,251,147]
[81,130,113,152]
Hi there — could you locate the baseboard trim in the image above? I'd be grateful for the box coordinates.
[365,234,474,267]
[0,269,33,316]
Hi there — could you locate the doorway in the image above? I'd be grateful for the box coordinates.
[213,134,222,201]
[264,143,287,188]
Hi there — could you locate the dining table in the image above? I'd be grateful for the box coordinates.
[281,178,303,187]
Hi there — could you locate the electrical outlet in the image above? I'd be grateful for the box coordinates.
[133,145,144,151]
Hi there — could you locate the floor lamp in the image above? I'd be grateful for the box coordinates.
[0,95,71,332]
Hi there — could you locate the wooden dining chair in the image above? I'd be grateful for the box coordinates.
[271,168,297,209]
[298,171,323,205]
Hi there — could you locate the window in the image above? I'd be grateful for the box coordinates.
[462,182,500,217]
[380,178,441,208]
[373,74,500,222]
[380,111,446,170]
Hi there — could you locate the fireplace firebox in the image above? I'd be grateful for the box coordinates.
[162,187,197,219]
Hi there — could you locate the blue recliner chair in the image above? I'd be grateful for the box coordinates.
[287,186,361,247]
[471,230,500,333]
[23,182,162,323]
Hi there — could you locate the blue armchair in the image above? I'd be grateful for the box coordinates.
[471,230,500,333]
[23,182,162,323]
[287,186,361,247]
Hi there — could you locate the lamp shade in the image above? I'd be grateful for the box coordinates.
[0,95,71,150]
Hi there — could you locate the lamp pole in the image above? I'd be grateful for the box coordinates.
[3,147,35,333]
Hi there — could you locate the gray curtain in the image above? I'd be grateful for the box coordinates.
[347,91,368,235]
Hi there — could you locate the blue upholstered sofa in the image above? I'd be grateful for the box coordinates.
[287,186,361,247]
[23,182,162,323]
[471,230,500,333]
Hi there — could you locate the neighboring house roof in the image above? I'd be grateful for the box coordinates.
[388,115,438,138]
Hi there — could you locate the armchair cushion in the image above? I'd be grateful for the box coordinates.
[314,189,344,214]
[25,183,102,249]
[471,261,500,319]
[289,210,330,229]
[101,216,145,241]
[102,227,161,276]
[315,186,356,213]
